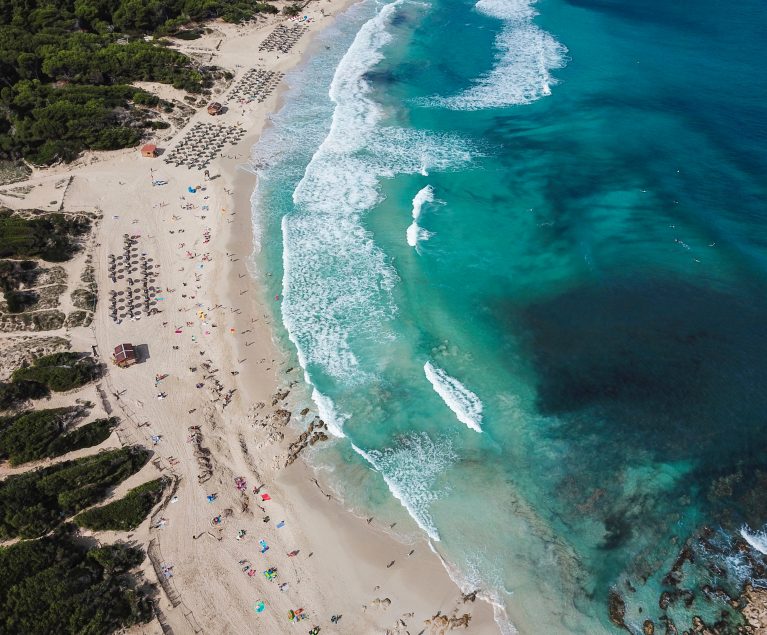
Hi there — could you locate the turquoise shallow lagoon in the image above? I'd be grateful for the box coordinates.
[249,0,767,631]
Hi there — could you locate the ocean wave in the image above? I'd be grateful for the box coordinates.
[406,184,435,247]
[741,525,767,555]
[281,0,474,383]
[424,362,484,432]
[352,432,457,541]
[426,0,567,110]
[311,388,348,438]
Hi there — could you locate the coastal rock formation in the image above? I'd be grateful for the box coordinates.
[608,589,627,629]
[284,417,329,466]
[741,584,767,633]
[423,610,472,633]
[188,425,212,483]
[271,388,289,405]
[273,409,291,426]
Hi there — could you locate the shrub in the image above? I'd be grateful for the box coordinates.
[0,446,150,538]
[283,3,302,16]
[0,410,116,466]
[4,289,37,312]
[75,478,166,531]
[0,210,90,261]
[0,533,152,634]
[12,352,98,392]
[0,380,49,411]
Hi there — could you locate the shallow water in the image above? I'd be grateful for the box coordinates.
[250,0,767,632]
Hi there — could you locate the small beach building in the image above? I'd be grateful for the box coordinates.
[113,343,137,368]
[141,144,157,158]
[207,102,223,116]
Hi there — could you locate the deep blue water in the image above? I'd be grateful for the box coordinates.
[249,0,767,632]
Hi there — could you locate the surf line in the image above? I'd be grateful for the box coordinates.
[424,362,483,432]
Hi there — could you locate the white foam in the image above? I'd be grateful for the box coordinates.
[427,542,518,635]
[424,362,484,432]
[475,0,535,21]
[406,185,435,247]
[427,0,567,110]
[281,0,474,383]
[311,388,347,438]
[741,525,767,555]
[352,433,457,541]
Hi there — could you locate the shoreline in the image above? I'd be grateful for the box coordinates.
[0,1,500,632]
[215,7,501,631]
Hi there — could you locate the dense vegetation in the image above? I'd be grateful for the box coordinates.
[0,409,116,465]
[0,259,38,312]
[0,209,90,314]
[0,209,90,261]
[11,351,99,392]
[75,477,166,531]
[0,378,47,410]
[0,530,152,635]
[0,445,150,538]
[0,0,278,163]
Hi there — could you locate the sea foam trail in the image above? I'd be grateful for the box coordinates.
[428,0,567,110]
[424,362,484,432]
[406,185,435,247]
[352,433,457,541]
[281,0,474,387]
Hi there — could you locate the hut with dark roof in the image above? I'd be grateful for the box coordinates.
[113,343,137,367]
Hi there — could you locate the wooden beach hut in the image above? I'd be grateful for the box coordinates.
[207,102,223,116]
[113,343,137,368]
[141,144,158,158]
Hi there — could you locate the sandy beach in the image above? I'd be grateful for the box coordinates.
[0,2,498,634]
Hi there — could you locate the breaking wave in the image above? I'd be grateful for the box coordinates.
[406,184,435,247]
[741,525,767,555]
[281,0,474,385]
[352,432,457,541]
[424,362,484,432]
[427,0,567,110]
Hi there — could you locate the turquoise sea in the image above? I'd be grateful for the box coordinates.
[249,0,767,632]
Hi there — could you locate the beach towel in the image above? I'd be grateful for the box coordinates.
[261,493,271,501]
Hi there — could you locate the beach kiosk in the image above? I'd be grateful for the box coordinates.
[141,144,157,158]
[113,343,137,368]
[207,102,223,116]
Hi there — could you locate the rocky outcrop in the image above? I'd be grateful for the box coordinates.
[608,589,627,630]
[741,584,767,634]
[188,425,212,483]
[271,388,289,406]
[424,611,472,633]
[284,417,329,467]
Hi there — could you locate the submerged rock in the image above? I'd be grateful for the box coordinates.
[609,589,627,629]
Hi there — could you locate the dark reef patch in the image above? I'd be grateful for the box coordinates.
[507,275,767,467]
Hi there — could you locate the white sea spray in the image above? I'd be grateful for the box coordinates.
[406,184,435,247]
